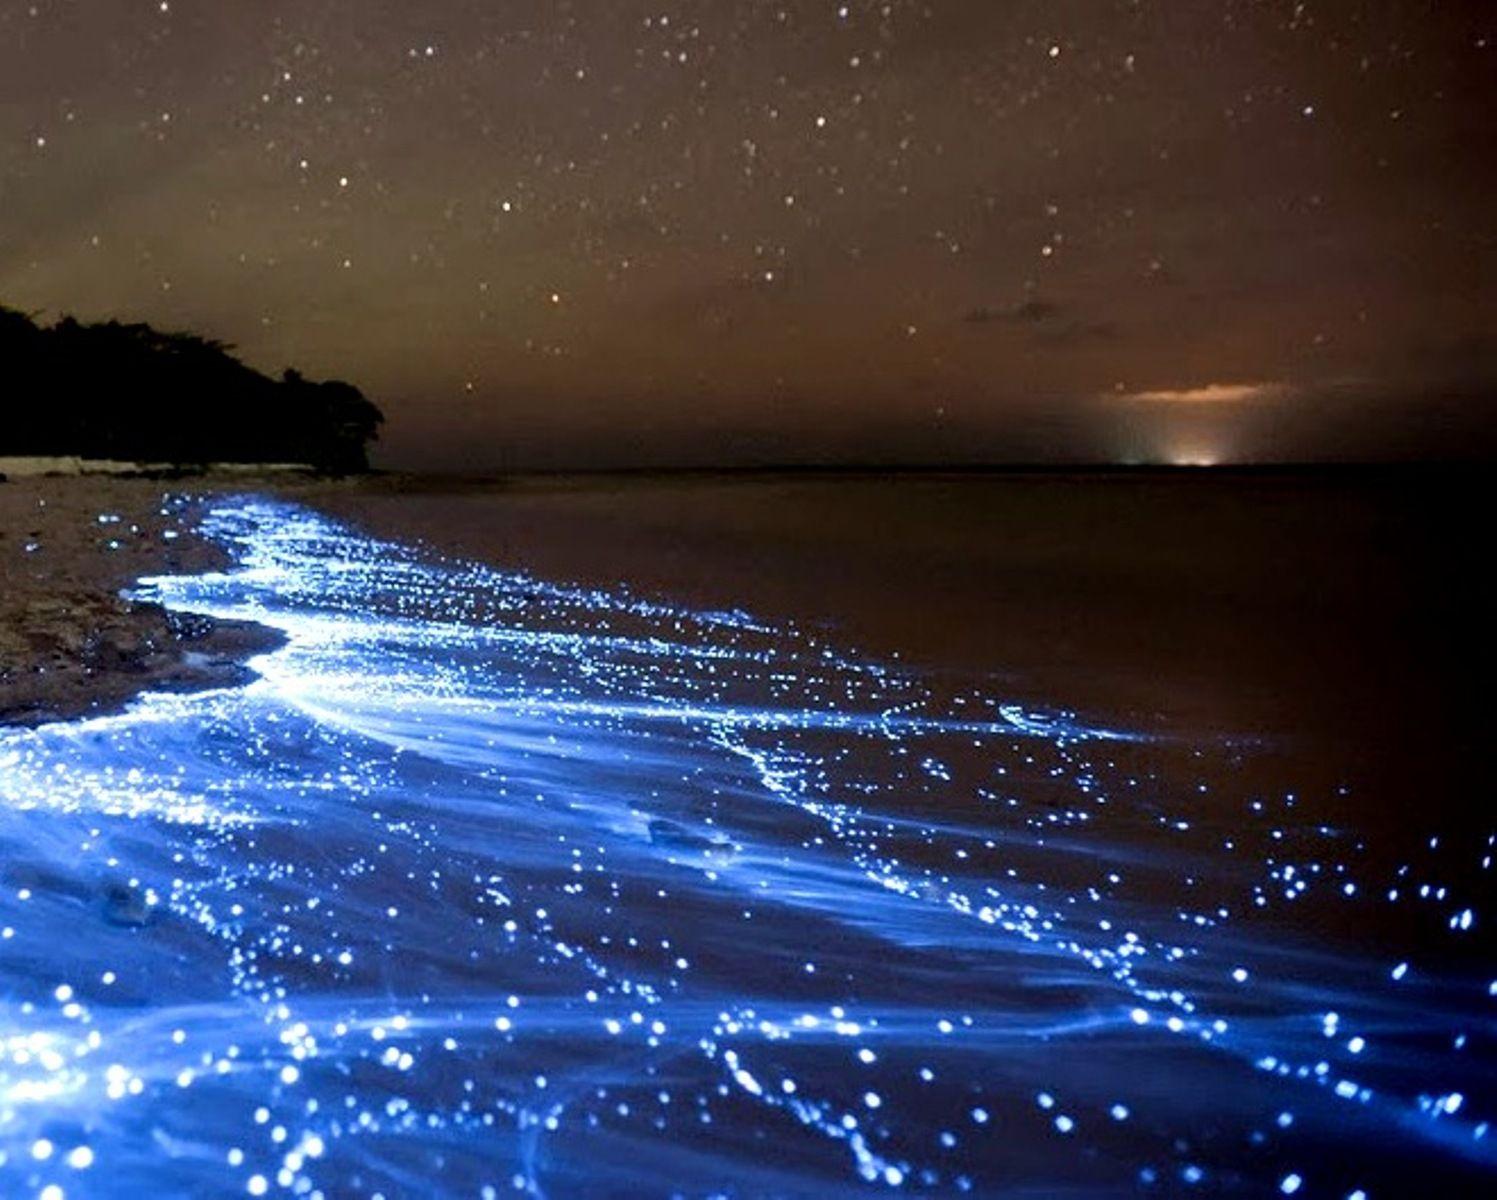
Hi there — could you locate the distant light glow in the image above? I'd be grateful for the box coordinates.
[1161,437,1228,467]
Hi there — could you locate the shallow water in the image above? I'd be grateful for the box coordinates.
[0,495,1492,1198]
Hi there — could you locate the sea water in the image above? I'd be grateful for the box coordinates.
[0,494,1491,1197]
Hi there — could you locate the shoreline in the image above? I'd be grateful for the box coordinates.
[0,477,288,728]
[4,464,1488,756]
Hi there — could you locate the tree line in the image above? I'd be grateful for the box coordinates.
[1,304,383,472]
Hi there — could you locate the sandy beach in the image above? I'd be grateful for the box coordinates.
[0,475,286,725]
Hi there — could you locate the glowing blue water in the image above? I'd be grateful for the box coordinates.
[1,498,1492,1198]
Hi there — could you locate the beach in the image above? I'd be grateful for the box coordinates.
[1,470,1491,1197]
[0,476,289,726]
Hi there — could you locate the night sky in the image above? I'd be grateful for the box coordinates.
[2,2,1492,468]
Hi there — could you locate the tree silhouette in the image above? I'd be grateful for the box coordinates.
[0,305,383,472]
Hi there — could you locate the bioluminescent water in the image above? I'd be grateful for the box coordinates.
[1,497,1492,1198]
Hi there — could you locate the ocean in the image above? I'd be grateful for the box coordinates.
[0,471,1491,1196]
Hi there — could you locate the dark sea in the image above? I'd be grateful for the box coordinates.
[2,470,1492,1198]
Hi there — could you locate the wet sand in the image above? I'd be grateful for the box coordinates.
[0,476,284,725]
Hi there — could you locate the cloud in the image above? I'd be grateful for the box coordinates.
[963,298,1060,325]
[961,298,1113,344]
[1115,381,1288,403]
[1036,319,1117,344]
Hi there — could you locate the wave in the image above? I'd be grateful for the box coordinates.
[1,498,1490,1197]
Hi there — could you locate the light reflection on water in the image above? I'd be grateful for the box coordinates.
[0,497,1491,1198]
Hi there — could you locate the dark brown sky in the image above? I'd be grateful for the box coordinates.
[2,1,1492,467]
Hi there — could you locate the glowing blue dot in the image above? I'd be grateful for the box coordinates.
[1281,1174,1302,1195]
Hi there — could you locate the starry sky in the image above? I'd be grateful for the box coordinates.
[1,1,1492,468]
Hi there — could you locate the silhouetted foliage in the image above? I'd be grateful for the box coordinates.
[0,305,383,472]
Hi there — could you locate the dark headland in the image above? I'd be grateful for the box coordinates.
[0,304,383,474]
